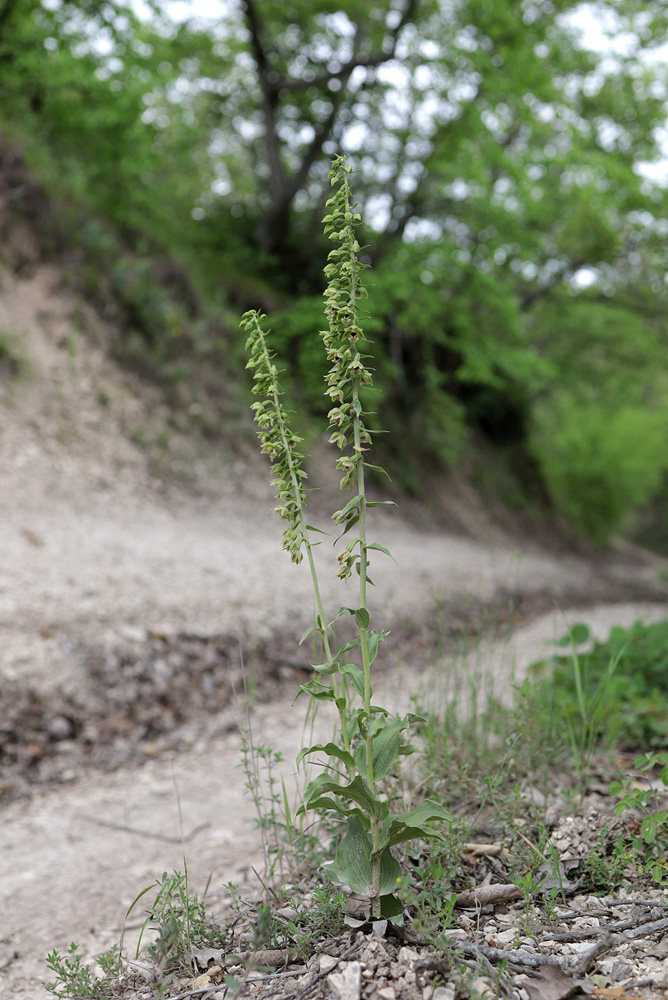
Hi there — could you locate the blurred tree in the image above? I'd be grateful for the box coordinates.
[1,0,668,536]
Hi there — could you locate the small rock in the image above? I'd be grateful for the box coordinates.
[378,988,395,1000]
[319,955,339,973]
[398,947,419,964]
[423,987,433,1000]
[490,928,517,947]
[328,961,362,1000]
[441,929,468,941]
[433,987,455,1000]
[471,977,493,998]
[599,960,630,981]
[118,625,146,643]
[48,715,73,741]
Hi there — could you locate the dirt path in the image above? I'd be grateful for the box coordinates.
[2,594,666,999]
[1,468,666,998]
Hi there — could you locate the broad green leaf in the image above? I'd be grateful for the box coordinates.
[322,815,372,894]
[353,720,406,781]
[303,774,387,819]
[355,607,371,629]
[555,623,590,647]
[332,606,357,624]
[641,816,657,844]
[377,800,452,853]
[366,629,388,665]
[323,816,401,896]
[312,661,338,674]
[299,684,335,702]
[380,892,403,923]
[296,742,355,771]
[371,719,404,780]
[377,846,402,896]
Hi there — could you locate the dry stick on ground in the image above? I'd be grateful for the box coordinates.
[545,907,666,941]
[162,964,307,1000]
[402,927,617,976]
[77,813,210,843]
[455,935,617,976]
[623,915,668,939]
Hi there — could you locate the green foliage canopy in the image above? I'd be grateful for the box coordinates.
[1,0,668,538]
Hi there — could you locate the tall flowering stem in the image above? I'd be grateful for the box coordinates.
[242,158,451,924]
[322,155,383,905]
[242,310,352,763]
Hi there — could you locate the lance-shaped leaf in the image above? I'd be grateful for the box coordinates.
[376,800,452,854]
[304,774,389,820]
[366,629,389,665]
[296,742,354,772]
[354,717,405,782]
[367,542,396,562]
[340,662,365,698]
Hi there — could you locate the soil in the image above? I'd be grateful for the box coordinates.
[1,261,668,999]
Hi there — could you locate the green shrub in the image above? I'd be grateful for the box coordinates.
[524,619,668,752]
[529,396,668,543]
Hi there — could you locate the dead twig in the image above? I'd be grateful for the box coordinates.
[623,915,668,940]
[77,813,209,843]
[448,933,617,975]
[545,907,664,941]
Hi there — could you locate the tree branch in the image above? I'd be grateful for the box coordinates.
[276,0,420,94]
[0,0,19,45]
[241,0,286,205]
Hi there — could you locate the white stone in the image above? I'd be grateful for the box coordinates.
[471,977,493,998]
[490,928,517,947]
[319,954,339,973]
[328,961,362,1000]
[398,947,420,964]
[378,987,396,1000]
[432,986,455,1000]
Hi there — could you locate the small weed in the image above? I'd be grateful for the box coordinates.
[581,833,634,892]
[43,942,119,999]
[397,845,462,938]
[0,327,27,381]
[285,885,347,960]
[123,863,226,996]
[610,751,668,882]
